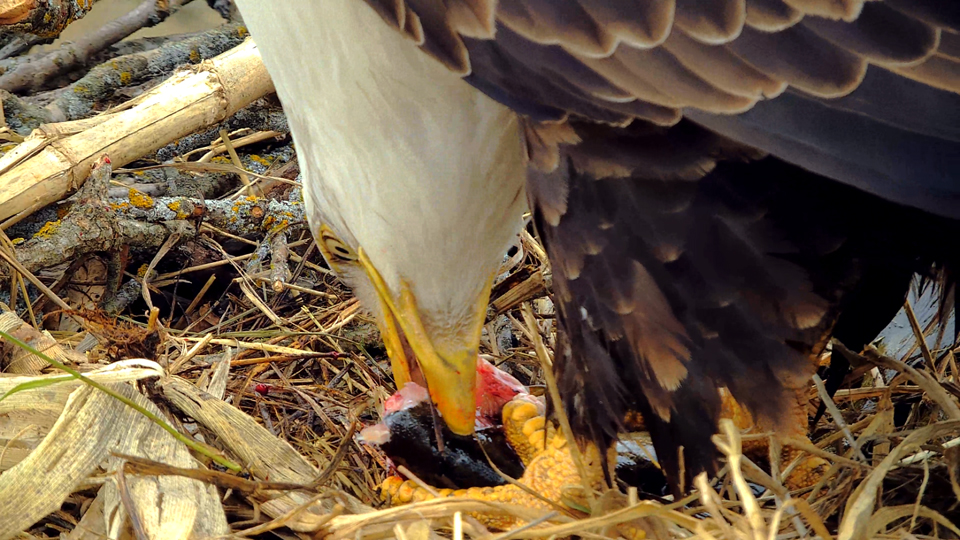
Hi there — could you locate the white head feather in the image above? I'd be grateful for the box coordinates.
[236,0,528,340]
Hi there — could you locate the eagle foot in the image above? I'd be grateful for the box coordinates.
[780,448,830,492]
[378,385,828,530]
[720,387,830,492]
[379,395,615,532]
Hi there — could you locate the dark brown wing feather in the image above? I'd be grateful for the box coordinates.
[801,2,940,66]
[529,120,959,489]
[365,0,960,217]
[361,0,960,490]
[746,0,804,31]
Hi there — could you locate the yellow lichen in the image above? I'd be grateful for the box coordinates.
[35,220,61,238]
[248,154,273,166]
[119,71,132,85]
[137,264,150,277]
[11,238,25,245]
[128,188,154,209]
[262,215,276,228]
[166,200,190,219]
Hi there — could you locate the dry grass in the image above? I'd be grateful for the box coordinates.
[1,218,958,538]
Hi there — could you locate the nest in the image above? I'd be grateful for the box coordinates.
[0,2,958,539]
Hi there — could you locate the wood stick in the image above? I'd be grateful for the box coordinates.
[0,38,273,226]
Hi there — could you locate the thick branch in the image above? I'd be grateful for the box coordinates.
[107,194,305,236]
[0,33,42,60]
[46,22,248,121]
[0,0,200,93]
[11,156,199,273]
[0,23,250,135]
[0,38,273,227]
[0,88,49,133]
[0,0,98,39]
[11,189,304,274]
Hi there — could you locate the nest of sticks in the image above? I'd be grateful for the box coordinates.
[0,2,957,539]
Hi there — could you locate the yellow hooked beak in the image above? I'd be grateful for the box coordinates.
[358,248,490,436]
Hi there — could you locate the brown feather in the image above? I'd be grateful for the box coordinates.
[884,0,960,33]
[364,0,406,29]
[403,8,426,44]
[577,0,677,50]
[573,52,681,107]
[613,44,758,112]
[377,0,957,139]
[725,24,868,97]
[662,28,788,99]
[463,34,639,125]
[522,118,582,173]
[802,1,940,67]
[782,0,864,21]
[404,0,472,73]
[489,26,637,102]
[674,0,746,45]
[888,53,960,93]
[745,0,803,32]
[529,118,960,490]
[446,0,497,38]
[496,0,617,56]
[621,261,691,384]
[939,30,960,60]
[567,120,764,181]
[576,45,757,113]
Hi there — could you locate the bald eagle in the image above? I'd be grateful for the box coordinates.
[234,0,959,488]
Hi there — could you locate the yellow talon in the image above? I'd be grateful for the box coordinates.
[378,369,830,532]
[503,399,549,464]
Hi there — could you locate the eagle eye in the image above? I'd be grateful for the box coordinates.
[319,226,357,263]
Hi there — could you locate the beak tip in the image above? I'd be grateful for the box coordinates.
[442,411,476,436]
